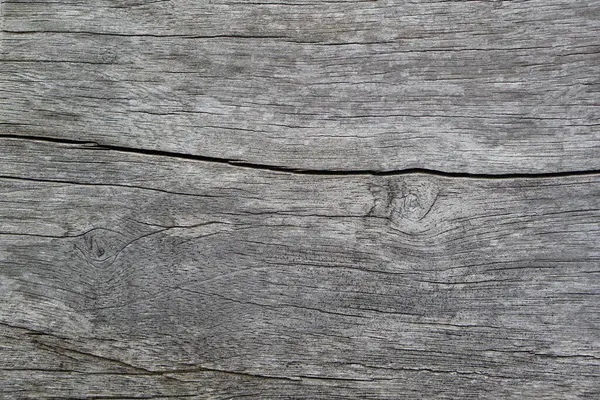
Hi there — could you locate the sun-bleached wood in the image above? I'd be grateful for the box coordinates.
[0,138,599,399]
[1,0,600,398]
[1,0,599,173]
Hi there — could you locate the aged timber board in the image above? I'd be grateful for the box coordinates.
[0,138,599,398]
[1,0,599,173]
[1,0,600,399]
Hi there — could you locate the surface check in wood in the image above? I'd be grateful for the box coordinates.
[1,0,599,399]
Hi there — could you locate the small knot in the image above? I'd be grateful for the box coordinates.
[76,228,128,264]
[396,179,438,222]
[370,177,439,232]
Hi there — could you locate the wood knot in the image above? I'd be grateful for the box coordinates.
[76,227,129,265]
[394,179,439,222]
[370,177,439,230]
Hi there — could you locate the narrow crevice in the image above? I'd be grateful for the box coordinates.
[2,134,600,179]
[0,29,293,41]
[0,174,221,198]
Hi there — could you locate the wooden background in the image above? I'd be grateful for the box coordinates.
[1,0,599,398]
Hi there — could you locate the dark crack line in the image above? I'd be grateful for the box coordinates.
[0,174,218,198]
[2,134,600,179]
[0,29,293,40]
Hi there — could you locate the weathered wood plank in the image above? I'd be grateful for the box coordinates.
[2,0,600,398]
[1,0,600,173]
[1,138,599,398]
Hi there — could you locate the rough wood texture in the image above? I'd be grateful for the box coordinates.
[1,138,599,399]
[1,1,600,399]
[1,0,599,173]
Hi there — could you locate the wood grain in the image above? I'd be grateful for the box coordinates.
[1,138,599,399]
[2,0,600,398]
[1,0,599,173]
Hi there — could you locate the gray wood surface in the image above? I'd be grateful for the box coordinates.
[1,0,599,173]
[1,0,600,399]
[1,138,599,399]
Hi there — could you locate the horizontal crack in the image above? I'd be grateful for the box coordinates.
[0,174,221,198]
[0,29,292,40]
[2,134,600,179]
